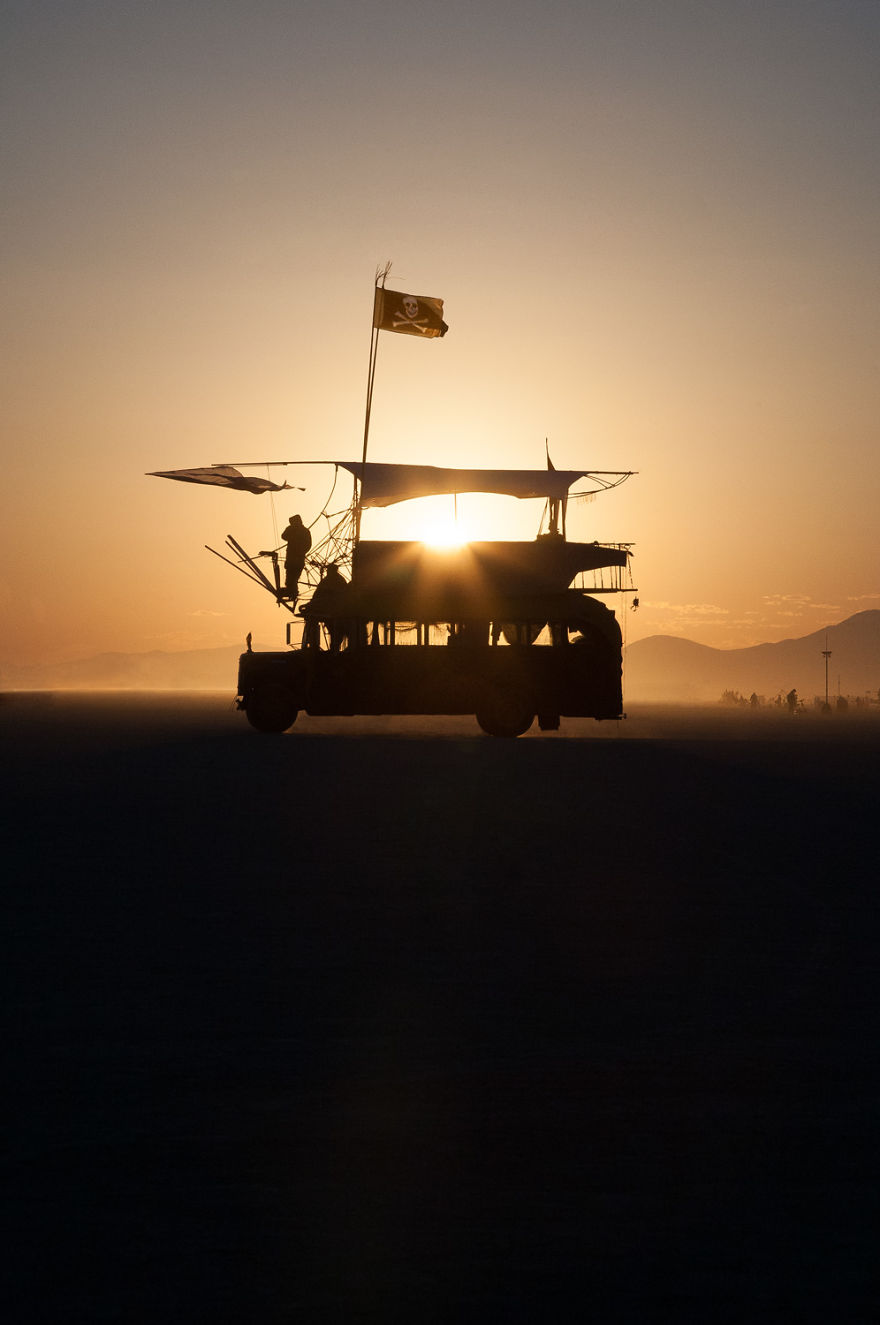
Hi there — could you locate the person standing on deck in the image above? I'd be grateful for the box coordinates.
[282,514,312,599]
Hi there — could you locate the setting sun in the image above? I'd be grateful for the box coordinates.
[384,494,472,547]
[421,514,469,547]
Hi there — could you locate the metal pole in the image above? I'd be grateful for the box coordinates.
[225,536,277,591]
[822,634,831,710]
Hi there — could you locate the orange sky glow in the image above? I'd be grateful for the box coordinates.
[2,1,878,670]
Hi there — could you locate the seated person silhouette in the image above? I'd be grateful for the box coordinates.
[305,564,351,651]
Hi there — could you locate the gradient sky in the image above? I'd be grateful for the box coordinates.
[3,0,878,668]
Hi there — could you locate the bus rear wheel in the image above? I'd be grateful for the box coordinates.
[476,686,534,739]
[245,683,298,733]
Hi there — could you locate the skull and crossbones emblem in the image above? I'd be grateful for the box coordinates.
[392,295,430,333]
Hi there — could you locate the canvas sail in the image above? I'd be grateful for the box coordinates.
[338,462,594,509]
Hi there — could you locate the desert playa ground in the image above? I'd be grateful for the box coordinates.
[3,693,878,1321]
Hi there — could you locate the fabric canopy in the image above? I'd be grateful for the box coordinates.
[148,466,292,495]
[338,462,590,509]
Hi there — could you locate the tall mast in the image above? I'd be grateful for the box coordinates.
[354,261,391,546]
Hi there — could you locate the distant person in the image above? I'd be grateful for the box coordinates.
[786,688,798,715]
[282,514,312,598]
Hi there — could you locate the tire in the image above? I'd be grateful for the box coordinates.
[245,682,298,733]
[476,685,534,738]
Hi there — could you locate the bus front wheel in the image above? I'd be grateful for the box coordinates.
[244,683,298,733]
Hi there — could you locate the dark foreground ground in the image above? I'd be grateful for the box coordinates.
[2,694,879,1322]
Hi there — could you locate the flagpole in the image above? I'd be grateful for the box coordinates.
[355,262,391,546]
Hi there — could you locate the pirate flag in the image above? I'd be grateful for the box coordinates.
[373,287,448,339]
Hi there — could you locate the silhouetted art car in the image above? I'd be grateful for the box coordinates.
[149,279,639,737]
[237,538,629,737]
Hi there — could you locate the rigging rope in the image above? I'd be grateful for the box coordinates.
[267,465,280,550]
[310,465,339,532]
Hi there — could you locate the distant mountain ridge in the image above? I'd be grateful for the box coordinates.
[624,610,880,702]
[1,646,244,691]
[3,611,879,702]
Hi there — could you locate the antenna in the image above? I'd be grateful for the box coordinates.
[822,633,832,713]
